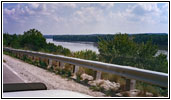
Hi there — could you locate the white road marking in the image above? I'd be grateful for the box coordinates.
[3,63,26,83]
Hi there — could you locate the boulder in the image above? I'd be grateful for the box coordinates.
[88,79,120,91]
[80,73,94,81]
[129,89,141,97]
[146,92,153,97]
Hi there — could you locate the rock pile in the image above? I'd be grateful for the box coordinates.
[88,79,120,91]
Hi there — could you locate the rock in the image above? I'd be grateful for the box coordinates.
[80,73,94,81]
[146,92,153,97]
[115,93,123,97]
[129,89,141,97]
[71,75,77,79]
[88,79,120,91]
[88,79,104,86]
[121,89,140,97]
[120,89,154,97]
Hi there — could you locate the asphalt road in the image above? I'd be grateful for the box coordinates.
[3,63,24,84]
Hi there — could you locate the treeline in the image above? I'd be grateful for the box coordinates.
[51,33,168,50]
[52,34,114,42]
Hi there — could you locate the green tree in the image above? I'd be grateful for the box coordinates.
[20,29,47,51]
[138,40,158,58]
[3,33,22,48]
[98,33,137,64]
[45,43,58,53]
[154,54,168,73]
[3,33,12,46]
[74,50,98,61]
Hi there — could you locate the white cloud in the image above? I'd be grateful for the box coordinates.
[25,6,35,15]
[163,4,168,9]
[29,3,39,9]
[63,3,77,8]
[73,6,104,24]
[99,3,114,9]
[3,3,168,34]
[115,3,163,25]
[138,3,159,12]
[4,8,15,15]
[161,3,168,12]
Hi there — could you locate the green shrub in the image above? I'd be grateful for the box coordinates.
[39,61,47,69]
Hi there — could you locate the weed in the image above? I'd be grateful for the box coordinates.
[3,60,6,63]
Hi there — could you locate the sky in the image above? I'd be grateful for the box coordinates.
[3,2,169,35]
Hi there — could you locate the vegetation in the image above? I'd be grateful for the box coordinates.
[98,33,168,73]
[3,33,22,49]
[74,50,98,61]
[97,33,168,96]
[3,29,71,56]
[3,29,168,97]
[133,34,168,50]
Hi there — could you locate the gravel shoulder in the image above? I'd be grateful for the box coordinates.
[3,54,105,97]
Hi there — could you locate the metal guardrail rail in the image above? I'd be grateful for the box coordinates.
[3,47,168,88]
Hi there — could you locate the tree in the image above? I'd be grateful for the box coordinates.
[3,33,22,49]
[154,54,168,73]
[74,50,98,61]
[3,33,12,46]
[45,43,58,53]
[98,33,137,64]
[20,29,47,51]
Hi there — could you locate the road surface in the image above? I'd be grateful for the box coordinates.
[3,63,24,84]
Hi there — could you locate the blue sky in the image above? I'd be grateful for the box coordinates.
[3,2,168,35]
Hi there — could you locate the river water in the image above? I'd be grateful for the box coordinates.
[46,39,168,58]
[46,39,99,53]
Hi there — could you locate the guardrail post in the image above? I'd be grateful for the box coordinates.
[15,52,17,57]
[125,79,136,91]
[59,62,65,69]
[73,65,79,74]
[17,53,19,58]
[28,55,32,60]
[31,56,34,61]
[33,56,37,62]
[19,53,23,59]
[18,53,20,58]
[47,59,53,69]
[96,71,102,80]
[52,60,58,71]
[12,51,16,57]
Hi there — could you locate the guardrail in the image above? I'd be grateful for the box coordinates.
[3,47,168,89]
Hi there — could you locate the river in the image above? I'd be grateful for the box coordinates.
[46,39,99,53]
[46,39,168,58]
